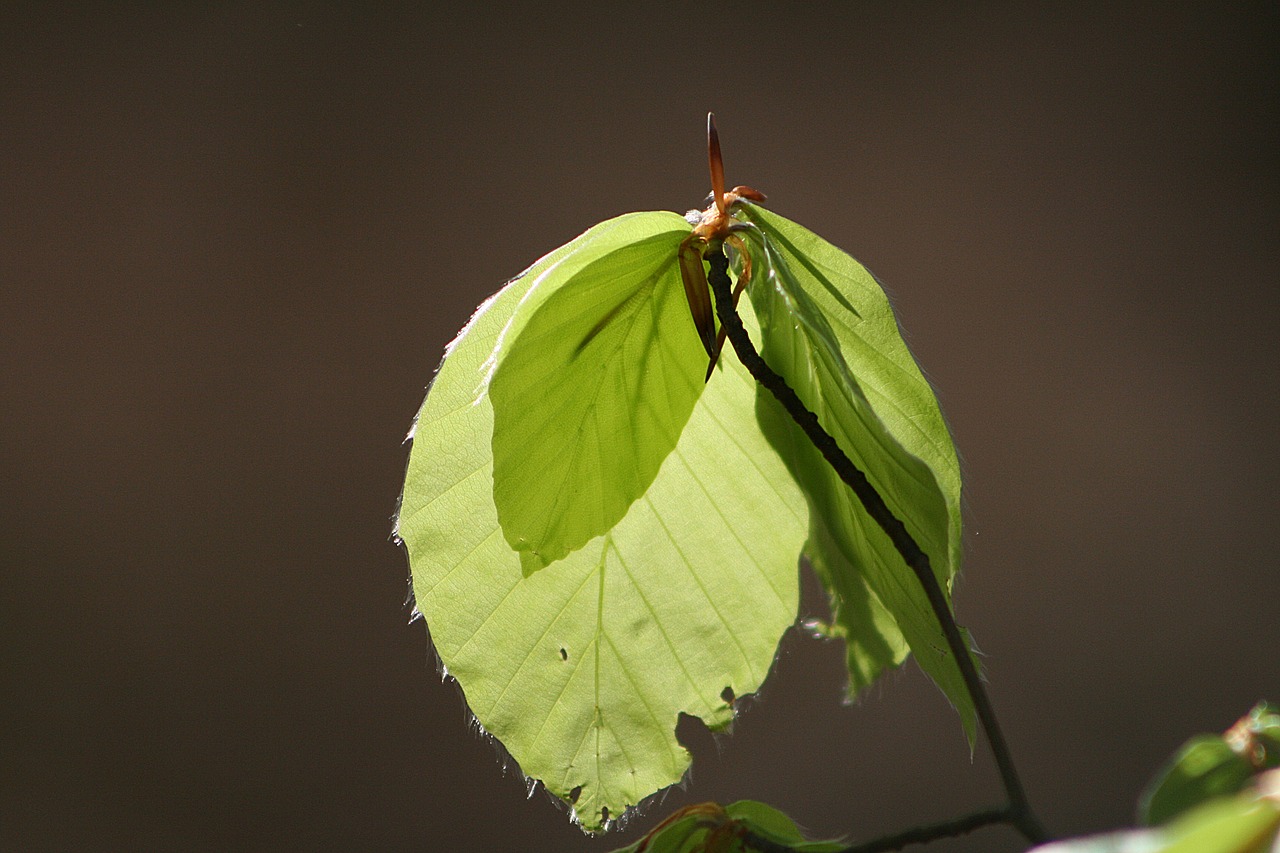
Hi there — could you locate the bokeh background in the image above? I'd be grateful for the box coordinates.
[3,4,1276,851]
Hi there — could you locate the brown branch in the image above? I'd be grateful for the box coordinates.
[838,806,1010,853]
[733,806,1007,853]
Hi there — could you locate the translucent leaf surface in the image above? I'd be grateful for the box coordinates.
[804,512,910,694]
[739,203,976,740]
[489,223,705,568]
[397,213,807,831]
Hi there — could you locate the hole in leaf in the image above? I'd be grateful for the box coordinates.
[720,686,735,705]
[559,647,568,661]
[601,806,610,823]
[568,785,582,804]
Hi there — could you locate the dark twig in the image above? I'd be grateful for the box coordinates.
[705,247,1049,847]
[837,806,1010,853]
[732,806,1006,853]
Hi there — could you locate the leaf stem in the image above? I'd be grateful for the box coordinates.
[705,247,1048,847]
[730,806,1009,853]
[836,806,1012,853]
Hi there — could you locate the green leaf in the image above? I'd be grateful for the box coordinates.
[397,214,808,832]
[1141,736,1257,826]
[723,800,847,851]
[1033,769,1280,853]
[738,203,975,740]
[606,814,702,853]
[489,219,706,569]
[802,513,910,695]
[605,801,845,853]
[1154,775,1280,853]
[1141,702,1280,826]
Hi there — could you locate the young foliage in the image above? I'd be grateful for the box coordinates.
[1034,769,1280,853]
[606,801,845,853]
[1140,702,1280,826]
[737,204,975,739]
[1030,703,1280,853]
[398,213,807,830]
[489,222,705,570]
[398,116,971,830]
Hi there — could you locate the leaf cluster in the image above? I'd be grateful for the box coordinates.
[397,196,969,830]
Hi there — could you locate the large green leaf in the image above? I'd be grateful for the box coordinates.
[738,203,975,740]
[489,223,705,570]
[397,213,808,831]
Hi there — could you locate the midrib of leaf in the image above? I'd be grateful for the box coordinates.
[593,536,606,788]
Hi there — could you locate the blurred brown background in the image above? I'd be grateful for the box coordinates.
[2,3,1276,851]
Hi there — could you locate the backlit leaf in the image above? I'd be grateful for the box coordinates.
[738,203,976,740]
[489,218,704,569]
[397,214,807,831]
